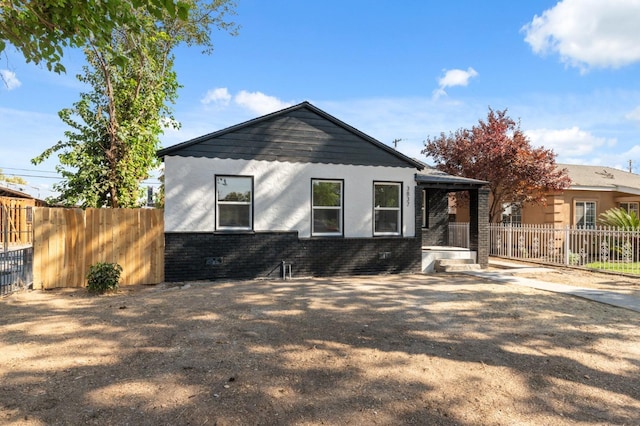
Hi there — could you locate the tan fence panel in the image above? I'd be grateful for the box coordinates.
[34,208,164,289]
[33,208,85,289]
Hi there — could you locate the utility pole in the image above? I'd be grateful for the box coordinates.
[392,138,403,149]
[629,159,633,173]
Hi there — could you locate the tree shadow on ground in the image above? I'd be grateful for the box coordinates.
[1,274,639,425]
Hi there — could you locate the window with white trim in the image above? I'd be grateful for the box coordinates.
[620,202,639,217]
[216,175,253,230]
[575,201,596,229]
[374,182,401,235]
[312,179,343,236]
[501,203,522,225]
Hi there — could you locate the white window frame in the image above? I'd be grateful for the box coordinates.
[620,202,639,216]
[501,202,522,225]
[216,175,253,231]
[373,182,402,236]
[575,200,596,229]
[311,179,343,236]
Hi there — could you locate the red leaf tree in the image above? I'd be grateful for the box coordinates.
[423,108,571,223]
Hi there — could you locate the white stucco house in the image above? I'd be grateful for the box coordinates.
[157,102,488,281]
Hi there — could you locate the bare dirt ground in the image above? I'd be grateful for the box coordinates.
[490,260,640,298]
[1,270,639,425]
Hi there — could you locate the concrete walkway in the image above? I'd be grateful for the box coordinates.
[463,260,640,313]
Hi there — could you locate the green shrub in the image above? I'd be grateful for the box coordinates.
[568,250,581,265]
[87,262,123,294]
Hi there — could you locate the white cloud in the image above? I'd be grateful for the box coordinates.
[0,69,21,90]
[625,106,640,121]
[522,0,640,71]
[433,67,478,99]
[165,93,637,168]
[526,126,615,157]
[201,87,232,105]
[234,90,293,115]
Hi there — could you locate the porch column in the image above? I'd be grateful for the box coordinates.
[423,189,449,246]
[469,188,489,268]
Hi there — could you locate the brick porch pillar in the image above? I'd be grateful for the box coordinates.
[469,188,489,268]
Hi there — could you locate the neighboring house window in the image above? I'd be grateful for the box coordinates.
[374,182,401,235]
[575,201,596,228]
[216,175,253,230]
[501,203,522,225]
[620,202,639,216]
[312,179,343,236]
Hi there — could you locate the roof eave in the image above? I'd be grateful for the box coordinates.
[614,185,640,196]
[414,173,488,188]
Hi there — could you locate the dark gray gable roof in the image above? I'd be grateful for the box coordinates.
[414,161,488,189]
[157,101,424,169]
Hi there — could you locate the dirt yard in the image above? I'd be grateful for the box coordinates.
[1,272,639,425]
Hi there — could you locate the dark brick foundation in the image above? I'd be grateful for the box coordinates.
[165,232,422,281]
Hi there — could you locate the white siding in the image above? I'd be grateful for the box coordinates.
[165,156,417,238]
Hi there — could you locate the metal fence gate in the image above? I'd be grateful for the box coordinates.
[0,246,33,296]
[1,204,34,295]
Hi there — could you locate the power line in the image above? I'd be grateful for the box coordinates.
[2,172,161,185]
[0,166,59,174]
[3,173,61,180]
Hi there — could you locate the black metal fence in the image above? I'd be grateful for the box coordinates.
[0,247,33,296]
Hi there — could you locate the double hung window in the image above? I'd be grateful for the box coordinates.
[620,202,639,216]
[374,182,401,235]
[312,179,343,236]
[216,176,253,230]
[501,203,522,225]
[575,201,596,229]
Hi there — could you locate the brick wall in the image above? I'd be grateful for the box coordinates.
[469,188,489,268]
[476,189,489,267]
[165,232,422,282]
[422,189,449,246]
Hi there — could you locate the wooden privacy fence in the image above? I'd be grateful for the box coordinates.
[33,208,164,289]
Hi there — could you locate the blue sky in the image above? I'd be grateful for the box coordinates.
[2,0,640,199]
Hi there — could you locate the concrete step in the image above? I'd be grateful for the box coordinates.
[435,259,481,273]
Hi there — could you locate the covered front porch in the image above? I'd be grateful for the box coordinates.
[415,168,489,273]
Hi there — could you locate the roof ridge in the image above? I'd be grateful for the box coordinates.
[157,101,424,170]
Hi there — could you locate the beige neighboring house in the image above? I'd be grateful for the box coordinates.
[509,164,640,227]
[454,164,640,227]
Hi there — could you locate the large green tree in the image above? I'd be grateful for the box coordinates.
[32,0,237,208]
[423,108,571,223]
[0,0,191,73]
